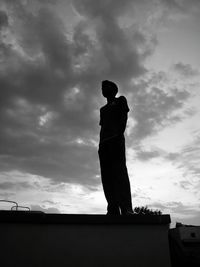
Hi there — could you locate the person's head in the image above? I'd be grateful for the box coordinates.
[101,80,118,99]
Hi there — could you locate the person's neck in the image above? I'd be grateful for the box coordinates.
[106,96,116,104]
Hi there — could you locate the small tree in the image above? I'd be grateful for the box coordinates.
[134,206,162,215]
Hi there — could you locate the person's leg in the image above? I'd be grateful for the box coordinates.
[111,136,133,214]
[98,143,120,215]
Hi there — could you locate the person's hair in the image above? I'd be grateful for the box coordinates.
[101,80,118,97]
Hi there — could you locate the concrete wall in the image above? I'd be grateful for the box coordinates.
[169,226,200,267]
[0,212,171,267]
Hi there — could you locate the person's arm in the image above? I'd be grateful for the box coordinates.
[118,96,129,135]
[118,112,128,134]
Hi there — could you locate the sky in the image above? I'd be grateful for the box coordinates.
[0,0,200,227]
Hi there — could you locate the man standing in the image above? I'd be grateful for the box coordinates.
[98,80,133,215]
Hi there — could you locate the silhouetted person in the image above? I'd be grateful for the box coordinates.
[98,80,133,215]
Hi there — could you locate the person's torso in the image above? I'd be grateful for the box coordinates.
[99,96,129,143]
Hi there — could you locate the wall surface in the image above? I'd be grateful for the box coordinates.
[0,211,171,267]
[169,226,200,267]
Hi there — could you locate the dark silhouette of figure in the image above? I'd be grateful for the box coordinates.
[98,80,133,215]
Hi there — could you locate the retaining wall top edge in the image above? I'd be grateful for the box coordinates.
[0,211,171,225]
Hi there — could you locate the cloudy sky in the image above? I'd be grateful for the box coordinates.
[0,0,200,226]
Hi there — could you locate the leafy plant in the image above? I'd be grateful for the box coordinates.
[133,206,162,215]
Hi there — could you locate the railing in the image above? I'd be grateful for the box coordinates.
[0,200,30,211]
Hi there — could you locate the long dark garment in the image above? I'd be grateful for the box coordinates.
[98,135,133,215]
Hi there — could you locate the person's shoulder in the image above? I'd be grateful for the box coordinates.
[117,95,128,104]
[118,95,127,102]
[100,103,108,111]
[117,96,129,112]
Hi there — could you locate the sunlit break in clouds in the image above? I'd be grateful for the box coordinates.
[0,0,200,226]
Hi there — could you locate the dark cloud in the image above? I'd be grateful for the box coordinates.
[130,77,190,143]
[0,2,99,185]
[31,204,60,213]
[179,180,193,190]
[73,0,134,19]
[163,135,200,193]
[150,201,197,215]
[42,200,59,205]
[72,0,147,82]
[168,202,199,218]
[160,0,200,14]
[173,62,199,77]
[177,136,200,182]
[134,146,182,162]
[0,181,30,190]
[0,0,154,186]
[134,148,163,161]
[0,192,15,200]
[0,10,8,29]
[0,9,73,108]
[166,152,180,161]
[151,201,200,225]
[0,134,99,185]
[0,0,194,190]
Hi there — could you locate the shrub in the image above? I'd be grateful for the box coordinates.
[134,206,162,215]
